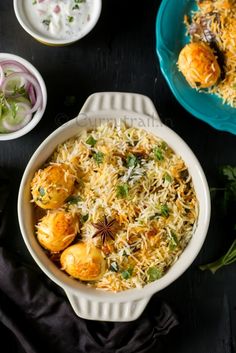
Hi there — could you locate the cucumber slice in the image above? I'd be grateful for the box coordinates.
[2,102,32,132]
[3,76,27,95]
[1,71,28,96]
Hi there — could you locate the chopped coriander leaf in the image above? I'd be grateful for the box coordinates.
[93,151,104,164]
[82,214,89,222]
[42,19,51,28]
[75,0,85,3]
[13,85,26,96]
[121,267,133,279]
[38,187,45,197]
[126,154,138,168]
[72,5,80,10]
[0,94,5,106]
[161,141,168,150]
[160,204,169,217]
[10,102,18,119]
[169,231,179,250]
[149,213,159,220]
[80,213,89,224]
[32,0,37,4]
[67,16,74,23]
[109,262,119,272]
[116,183,129,198]
[122,250,128,257]
[66,195,82,204]
[147,267,162,282]
[153,147,164,161]
[164,173,172,182]
[86,135,97,147]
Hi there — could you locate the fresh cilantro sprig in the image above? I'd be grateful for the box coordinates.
[200,239,236,274]
[200,166,236,273]
[10,102,19,119]
[221,165,236,207]
[13,85,27,96]
[210,165,236,209]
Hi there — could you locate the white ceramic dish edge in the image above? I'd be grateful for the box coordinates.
[18,92,211,321]
[0,53,47,141]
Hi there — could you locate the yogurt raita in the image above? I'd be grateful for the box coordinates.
[23,0,96,40]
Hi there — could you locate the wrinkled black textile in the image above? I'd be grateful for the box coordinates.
[0,170,10,237]
[0,172,178,353]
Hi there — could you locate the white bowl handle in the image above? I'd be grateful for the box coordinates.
[79,91,161,121]
[65,290,151,322]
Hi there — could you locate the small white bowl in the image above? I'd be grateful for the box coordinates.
[0,53,47,141]
[18,92,211,322]
[13,0,102,46]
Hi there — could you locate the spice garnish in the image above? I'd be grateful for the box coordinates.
[92,216,116,244]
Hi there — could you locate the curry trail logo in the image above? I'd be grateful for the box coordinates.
[55,112,70,126]
[55,113,174,129]
[74,113,170,128]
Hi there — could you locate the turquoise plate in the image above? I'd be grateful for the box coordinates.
[156,0,236,134]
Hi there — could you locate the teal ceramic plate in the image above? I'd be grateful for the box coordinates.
[156,0,236,134]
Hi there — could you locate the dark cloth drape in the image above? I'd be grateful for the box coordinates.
[0,171,178,353]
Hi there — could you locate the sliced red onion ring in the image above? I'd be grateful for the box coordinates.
[0,64,4,86]
[0,60,29,74]
[0,60,31,91]
[28,84,36,106]
[1,72,42,113]
[2,102,32,132]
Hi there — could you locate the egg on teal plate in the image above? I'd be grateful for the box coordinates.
[156,0,236,134]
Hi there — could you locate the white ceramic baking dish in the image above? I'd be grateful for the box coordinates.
[18,92,211,322]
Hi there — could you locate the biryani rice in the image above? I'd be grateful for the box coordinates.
[34,121,198,292]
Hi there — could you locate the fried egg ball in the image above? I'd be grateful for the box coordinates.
[60,242,106,281]
[177,42,221,88]
[37,210,79,252]
[31,163,76,209]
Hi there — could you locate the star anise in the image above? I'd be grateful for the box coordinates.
[92,216,116,244]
